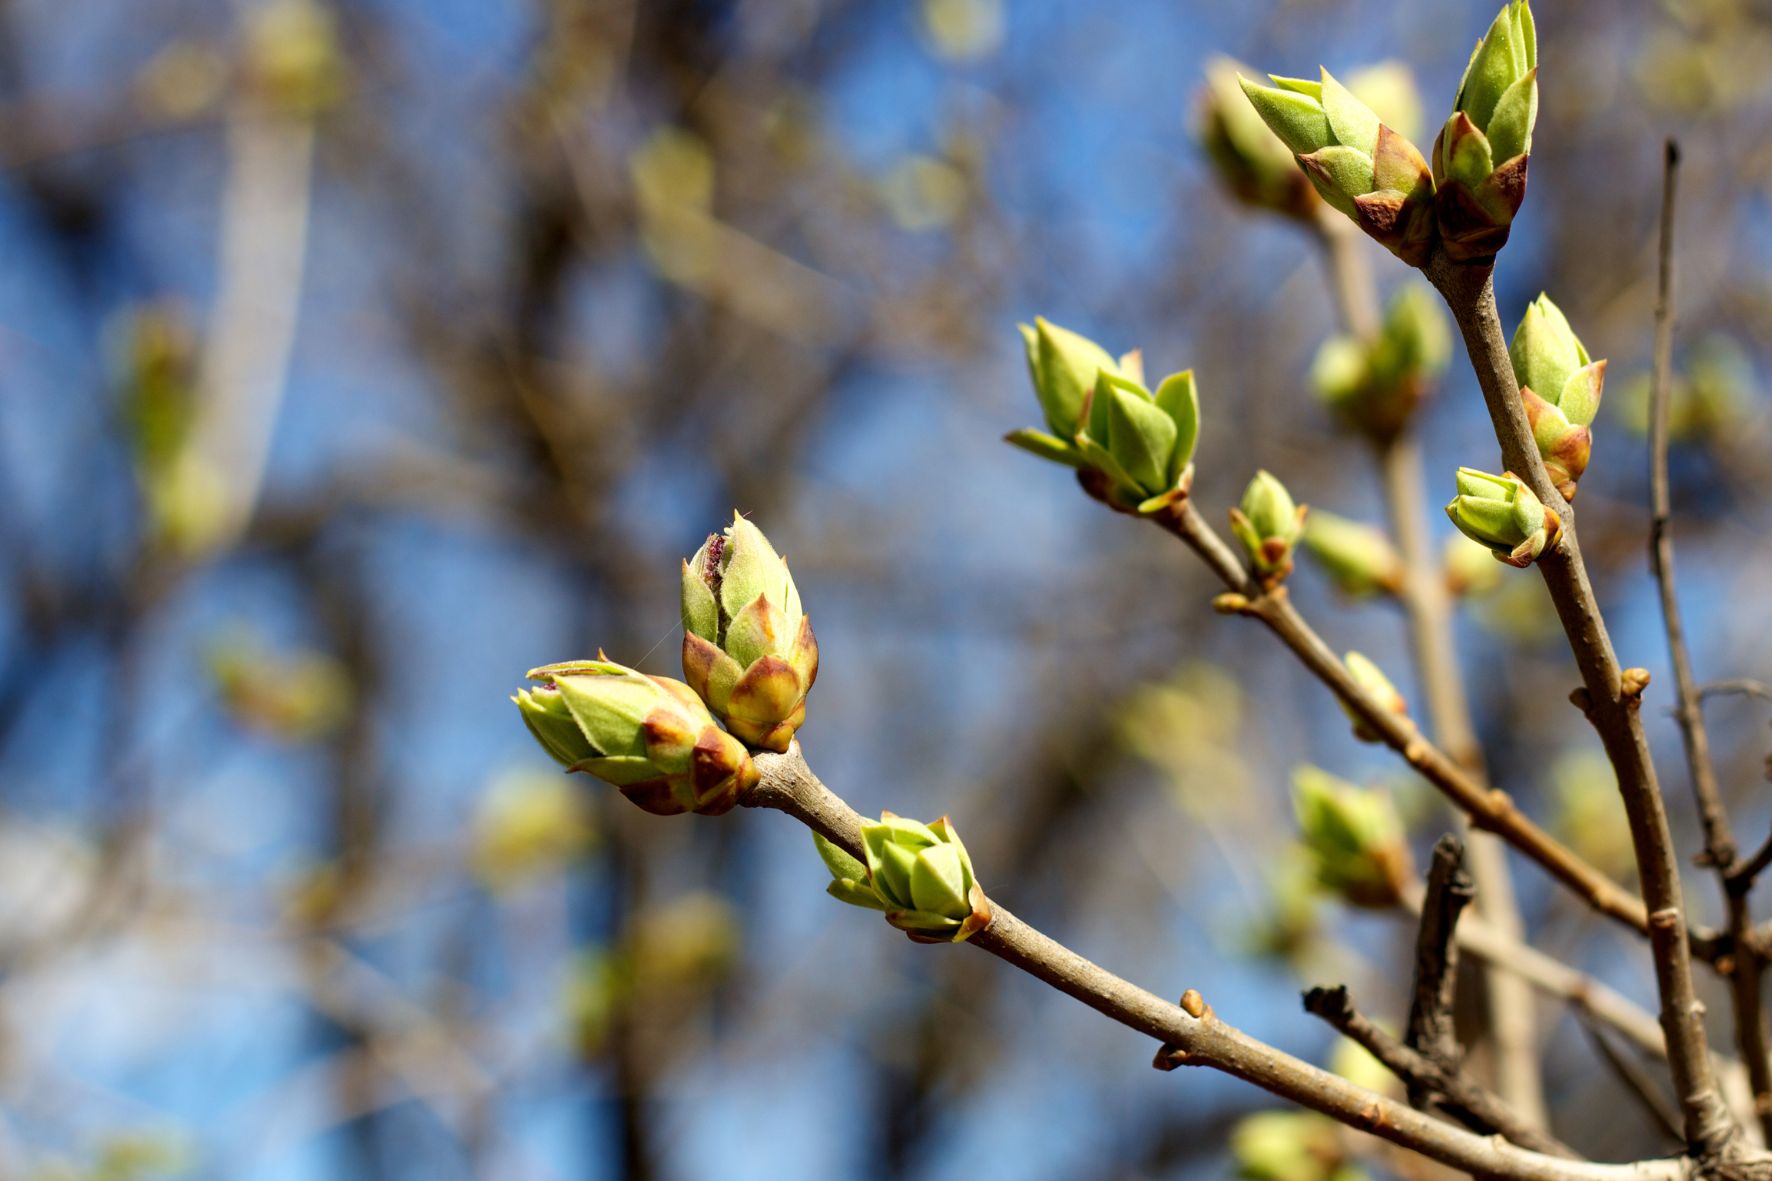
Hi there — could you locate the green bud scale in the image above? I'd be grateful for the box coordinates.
[814,812,992,943]
[515,658,759,816]
[681,514,819,752]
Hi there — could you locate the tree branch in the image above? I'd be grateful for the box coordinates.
[1424,247,1739,1161]
[1302,984,1576,1159]
[744,746,1685,1181]
[1317,212,1544,1125]
[1149,499,1669,946]
[1644,139,1772,1145]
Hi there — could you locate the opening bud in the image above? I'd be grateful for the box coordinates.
[681,514,818,752]
[1433,1,1537,261]
[515,659,758,816]
[1444,466,1559,568]
[813,813,991,944]
[1230,470,1307,583]
[1291,766,1412,908]
[1238,68,1436,264]
[1510,294,1605,500]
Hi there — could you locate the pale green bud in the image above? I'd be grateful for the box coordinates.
[1313,285,1450,441]
[1302,510,1404,597]
[1444,467,1559,567]
[681,514,818,752]
[1197,57,1320,220]
[1510,294,1606,500]
[1239,68,1435,264]
[815,813,992,943]
[1434,1,1537,261]
[1011,328,1201,515]
[1232,1111,1367,1181]
[516,659,759,816]
[1342,652,1409,742]
[1230,470,1306,581]
[1292,766,1412,908]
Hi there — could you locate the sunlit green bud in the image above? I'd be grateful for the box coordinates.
[1010,326,1202,515]
[1239,68,1436,265]
[1301,510,1405,598]
[814,813,992,943]
[1341,652,1409,743]
[516,659,759,816]
[1292,766,1412,908]
[1433,0,1537,261]
[1444,467,1560,568]
[680,514,818,752]
[1196,57,1321,221]
[1509,294,1605,500]
[1312,285,1450,441]
[1443,530,1506,598]
[1230,470,1307,582]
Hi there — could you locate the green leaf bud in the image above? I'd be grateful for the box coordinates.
[1444,467,1560,567]
[1240,68,1436,264]
[816,813,991,943]
[516,659,759,816]
[1433,1,1537,261]
[1341,652,1409,743]
[1510,294,1605,500]
[1229,470,1307,582]
[1312,285,1449,442]
[1292,766,1412,908]
[1301,510,1405,598]
[681,514,818,752]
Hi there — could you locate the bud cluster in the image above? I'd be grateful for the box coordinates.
[1006,319,1201,514]
[815,813,992,943]
[1233,1,1540,267]
[1292,766,1412,908]
[1311,286,1450,442]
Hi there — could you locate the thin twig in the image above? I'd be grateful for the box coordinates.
[1149,499,1684,949]
[1699,681,1772,704]
[1424,243,1739,1161]
[1406,835,1476,1091]
[1302,984,1577,1159]
[746,747,1682,1181]
[1646,139,1772,1144]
